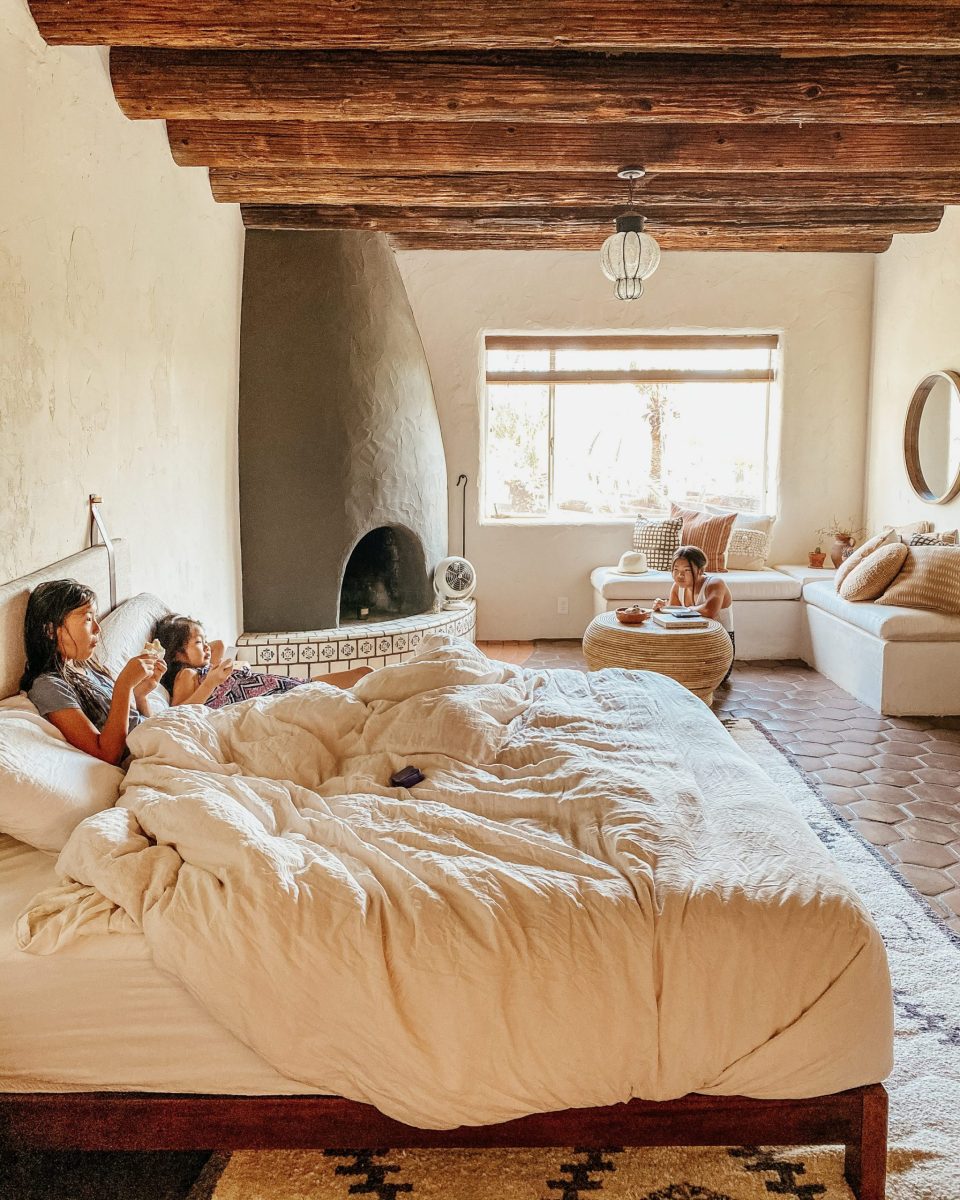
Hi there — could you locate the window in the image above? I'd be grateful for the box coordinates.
[483,334,778,521]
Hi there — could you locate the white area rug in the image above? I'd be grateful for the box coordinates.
[196,719,960,1200]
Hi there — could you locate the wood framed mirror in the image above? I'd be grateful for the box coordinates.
[904,370,960,504]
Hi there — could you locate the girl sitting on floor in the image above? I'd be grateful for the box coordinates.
[21,579,166,765]
[154,614,370,708]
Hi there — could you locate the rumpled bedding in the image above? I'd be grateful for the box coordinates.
[17,637,892,1128]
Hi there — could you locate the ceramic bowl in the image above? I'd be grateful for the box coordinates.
[615,606,651,625]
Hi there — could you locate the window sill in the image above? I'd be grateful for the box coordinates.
[480,514,637,528]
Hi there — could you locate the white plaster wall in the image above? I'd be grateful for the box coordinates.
[0,0,245,639]
[396,249,875,639]
[865,209,960,535]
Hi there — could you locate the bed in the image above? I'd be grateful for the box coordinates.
[0,545,891,1198]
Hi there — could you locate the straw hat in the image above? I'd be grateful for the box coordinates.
[617,550,648,573]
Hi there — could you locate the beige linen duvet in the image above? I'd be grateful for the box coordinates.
[17,637,892,1127]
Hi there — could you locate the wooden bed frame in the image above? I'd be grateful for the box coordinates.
[0,1085,887,1199]
[0,543,889,1198]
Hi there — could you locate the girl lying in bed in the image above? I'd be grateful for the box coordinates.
[20,581,370,765]
[21,579,165,765]
[154,615,369,708]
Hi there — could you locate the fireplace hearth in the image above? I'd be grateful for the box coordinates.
[339,526,431,625]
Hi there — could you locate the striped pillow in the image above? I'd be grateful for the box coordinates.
[633,516,682,571]
[670,504,736,573]
[876,546,960,615]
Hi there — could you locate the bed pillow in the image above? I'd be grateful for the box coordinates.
[838,542,909,602]
[833,529,896,592]
[876,546,960,615]
[670,504,736,572]
[96,592,172,676]
[632,515,682,571]
[0,697,123,853]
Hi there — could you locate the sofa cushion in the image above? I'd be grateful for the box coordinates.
[876,545,960,615]
[803,580,960,641]
[591,566,802,602]
[838,542,909,602]
[632,515,682,571]
[670,504,736,572]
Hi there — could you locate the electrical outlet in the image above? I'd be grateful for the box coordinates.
[557,596,569,615]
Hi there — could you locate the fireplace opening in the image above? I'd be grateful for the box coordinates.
[339,526,432,626]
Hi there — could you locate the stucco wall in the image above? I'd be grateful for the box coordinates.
[865,209,960,534]
[395,248,875,639]
[1,0,244,638]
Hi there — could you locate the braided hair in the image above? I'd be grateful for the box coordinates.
[20,579,113,723]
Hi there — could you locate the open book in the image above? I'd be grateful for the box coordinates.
[652,609,709,630]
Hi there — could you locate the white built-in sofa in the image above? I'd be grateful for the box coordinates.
[590,563,960,716]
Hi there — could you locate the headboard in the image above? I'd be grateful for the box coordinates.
[0,541,129,701]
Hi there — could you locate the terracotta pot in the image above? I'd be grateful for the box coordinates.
[830,535,855,568]
[808,552,827,569]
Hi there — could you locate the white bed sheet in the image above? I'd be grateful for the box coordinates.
[0,833,323,1094]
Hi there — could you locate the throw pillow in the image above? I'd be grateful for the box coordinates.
[833,529,896,592]
[884,520,934,542]
[633,515,682,571]
[670,504,736,573]
[705,506,777,569]
[876,546,960,615]
[910,530,959,546]
[838,542,909,602]
[0,697,123,853]
[725,527,770,572]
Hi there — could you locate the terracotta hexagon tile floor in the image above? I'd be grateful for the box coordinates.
[477,639,960,935]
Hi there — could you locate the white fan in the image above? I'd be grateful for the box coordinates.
[434,556,477,607]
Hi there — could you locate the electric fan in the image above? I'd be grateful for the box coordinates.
[433,556,477,608]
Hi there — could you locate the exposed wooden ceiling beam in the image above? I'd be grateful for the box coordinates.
[239,204,942,238]
[385,232,895,253]
[110,50,960,124]
[238,203,943,228]
[210,169,960,208]
[29,1,960,53]
[169,120,960,173]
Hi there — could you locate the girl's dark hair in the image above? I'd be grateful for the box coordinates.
[154,614,202,693]
[20,579,112,721]
[673,545,708,573]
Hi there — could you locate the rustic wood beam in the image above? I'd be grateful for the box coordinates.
[385,232,894,252]
[110,49,960,124]
[239,204,941,238]
[211,169,960,208]
[169,120,960,174]
[29,1,960,52]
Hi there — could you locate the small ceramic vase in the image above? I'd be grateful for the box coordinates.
[830,536,855,568]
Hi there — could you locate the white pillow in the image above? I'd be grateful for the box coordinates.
[704,506,777,569]
[0,696,123,853]
[97,592,171,676]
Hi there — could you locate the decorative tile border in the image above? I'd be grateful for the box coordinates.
[237,601,477,679]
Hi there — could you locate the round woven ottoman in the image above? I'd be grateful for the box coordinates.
[582,611,734,705]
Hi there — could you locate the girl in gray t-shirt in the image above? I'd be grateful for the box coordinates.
[21,579,166,765]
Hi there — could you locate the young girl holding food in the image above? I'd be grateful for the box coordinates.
[21,579,166,765]
[154,614,371,708]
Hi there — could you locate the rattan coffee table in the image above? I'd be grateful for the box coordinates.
[581,611,734,705]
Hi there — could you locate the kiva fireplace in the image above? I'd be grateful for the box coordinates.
[236,230,475,674]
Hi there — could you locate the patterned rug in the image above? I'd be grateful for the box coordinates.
[193,719,960,1200]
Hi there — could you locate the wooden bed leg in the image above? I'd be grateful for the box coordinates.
[844,1084,888,1200]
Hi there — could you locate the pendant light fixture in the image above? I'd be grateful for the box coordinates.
[600,167,661,301]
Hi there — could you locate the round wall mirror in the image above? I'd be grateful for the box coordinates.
[904,370,960,504]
